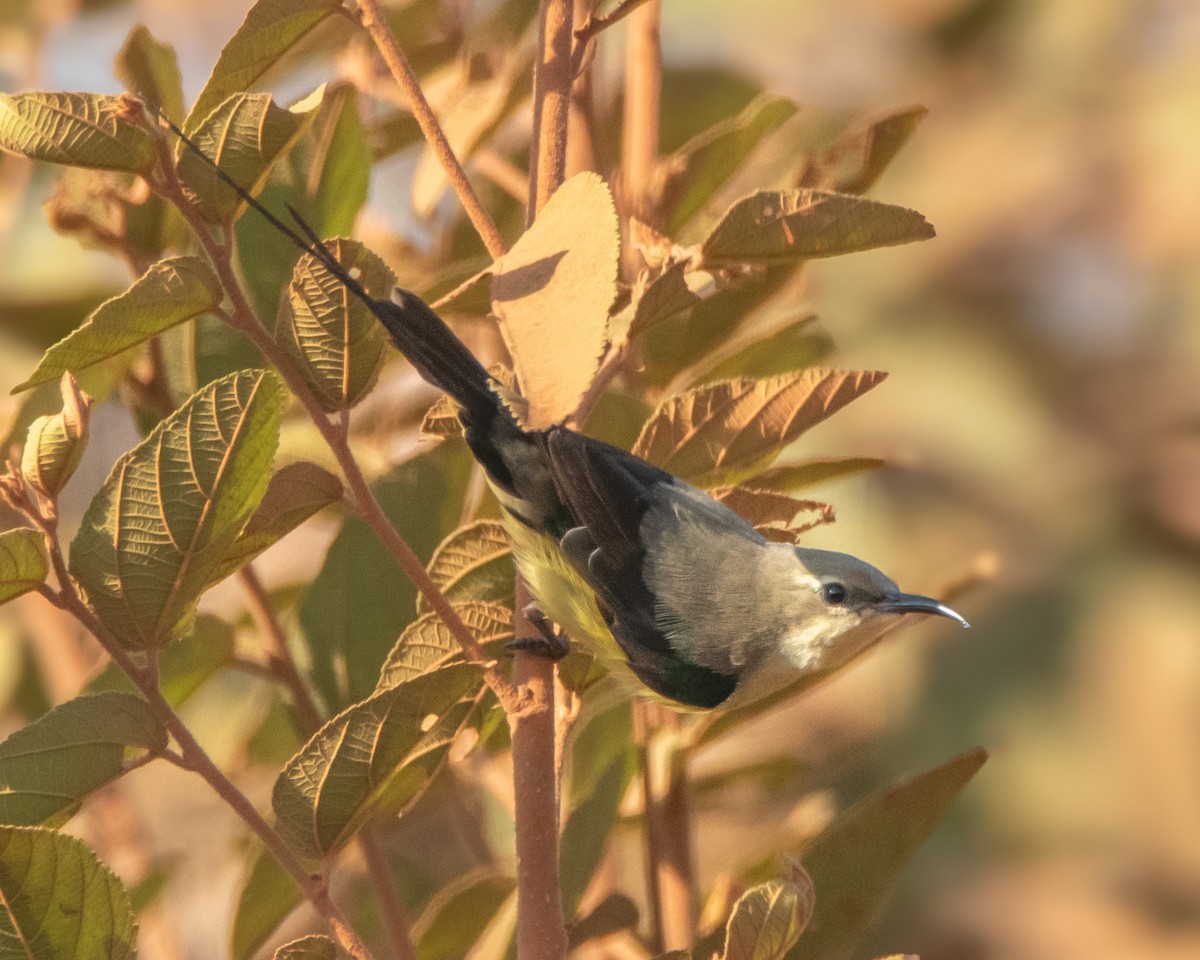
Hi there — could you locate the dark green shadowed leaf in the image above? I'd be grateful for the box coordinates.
[784,749,988,960]
[0,826,137,959]
[826,105,928,195]
[417,521,513,615]
[231,849,301,960]
[377,601,512,693]
[0,529,49,606]
[69,370,283,650]
[276,238,393,413]
[0,693,165,826]
[723,871,815,960]
[567,894,639,949]
[184,0,344,137]
[413,869,516,960]
[272,663,484,858]
[701,189,934,266]
[273,934,336,960]
[177,91,320,224]
[13,257,222,392]
[658,93,798,233]
[0,92,154,172]
[115,25,185,124]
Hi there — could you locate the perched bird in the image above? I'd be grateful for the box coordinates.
[165,114,968,709]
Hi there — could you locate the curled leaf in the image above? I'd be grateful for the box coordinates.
[723,872,815,960]
[21,373,90,498]
[273,935,336,960]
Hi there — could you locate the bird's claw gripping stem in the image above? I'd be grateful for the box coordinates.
[506,604,570,660]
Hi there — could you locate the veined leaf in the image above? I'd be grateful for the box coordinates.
[0,693,166,826]
[377,601,512,693]
[420,363,515,440]
[210,461,342,584]
[185,0,344,136]
[21,373,90,497]
[13,257,222,392]
[0,528,48,606]
[417,521,512,616]
[658,94,798,233]
[412,869,516,960]
[786,749,988,960]
[748,457,885,492]
[701,189,934,266]
[0,92,154,172]
[723,873,815,960]
[177,91,320,224]
[623,258,712,344]
[711,486,834,543]
[272,663,484,858]
[115,25,185,124]
[231,849,301,960]
[276,239,393,413]
[0,826,137,959]
[492,172,619,428]
[632,369,887,482]
[69,370,283,650]
[273,935,335,960]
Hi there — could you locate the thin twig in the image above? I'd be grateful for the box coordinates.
[571,0,653,76]
[359,822,419,960]
[354,0,507,260]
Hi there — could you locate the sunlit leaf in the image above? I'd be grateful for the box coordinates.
[417,521,512,615]
[658,94,797,232]
[492,172,619,428]
[412,868,516,960]
[701,189,934,266]
[210,461,343,583]
[115,25,184,124]
[723,872,815,960]
[184,0,344,136]
[420,363,515,440]
[748,457,885,492]
[0,826,137,959]
[711,486,834,543]
[0,693,165,826]
[0,92,154,173]
[632,369,887,481]
[13,257,222,392]
[273,934,335,960]
[230,848,301,960]
[69,370,283,649]
[377,601,512,693]
[21,373,90,498]
[177,91,320,224]
[786,749,988,960]
[272,663,484,858]
[276,239,393,413]
[0,529,48,606]
[622,257,712,344]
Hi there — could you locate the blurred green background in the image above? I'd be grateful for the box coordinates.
[3,1,1200,958]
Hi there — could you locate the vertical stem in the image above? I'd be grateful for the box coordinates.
[653,711,695,950]
[633,701,665,951]
[527,0,574,221]
[359,822,419,960]
[621,0,661,230]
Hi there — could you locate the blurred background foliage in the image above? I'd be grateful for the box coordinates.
[2,1,1199,958]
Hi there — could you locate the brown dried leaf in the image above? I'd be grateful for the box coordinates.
[711,486,834,543]
[492,172,619,428]
[633,369,887,481]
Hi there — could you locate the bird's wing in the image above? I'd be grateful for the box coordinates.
[539,427,739,708]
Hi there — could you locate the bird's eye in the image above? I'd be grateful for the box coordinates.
[822,582,847,605]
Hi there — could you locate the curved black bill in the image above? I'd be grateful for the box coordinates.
[877,592,970,628]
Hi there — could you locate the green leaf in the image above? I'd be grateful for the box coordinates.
[13,257,223,392]
[273,934,336,960]
[272,663,484,858]
[177,91,320,224]
[701,189,934,266]
[0,92,154,172]
[210,461,343,584]
[276,238,393,412]
[747,457,885,492]
[786,749,988,960]
[659,94,798,233]
[492,172,620,428]
[21,373,90,498]
[632,369,888,482]
[115,25,185,124]
[829,105,927,195]
[377,601,512,693]
[69,370,283,649]
[0,529,48,606]
[417,521,512,616]
[231,849,301,960]
[696,314,832,384]
[300,443,473,708]
[88,614,236,709]
[412,869,516,960]
[0,693,166,826]
[723,874,814,960]
[0,826,137,959]
[184,0,344,136]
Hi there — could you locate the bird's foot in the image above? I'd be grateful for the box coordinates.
[506,604,570,660]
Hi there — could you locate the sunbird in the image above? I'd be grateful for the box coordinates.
[164,111,968,709]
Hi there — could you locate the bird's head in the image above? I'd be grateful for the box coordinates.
[779,547,969,672]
